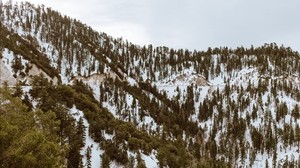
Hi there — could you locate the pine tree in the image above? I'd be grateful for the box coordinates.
[289,124,295,146]
[22,94,33,111]
[265,159,269,168]
[0,87,66,167]
[272,147,277,168]
[292,104,300,119]
[86,146,92,168]
[296,124,300,151]
[77,117,86,148]
[11,55,23,74]
[101,153,110,168]
[136,152,146,168]
[128,155,135,168]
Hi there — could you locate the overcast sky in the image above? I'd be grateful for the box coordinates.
[10,0,300,52]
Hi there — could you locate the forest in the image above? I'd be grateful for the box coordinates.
[1,1,300,167]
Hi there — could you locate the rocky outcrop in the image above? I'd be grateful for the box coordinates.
[26,63,58,85]
[0,60,17,86]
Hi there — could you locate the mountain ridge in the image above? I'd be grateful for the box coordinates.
[1,1,300,168]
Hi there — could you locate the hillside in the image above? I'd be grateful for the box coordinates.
[1,1,300,168]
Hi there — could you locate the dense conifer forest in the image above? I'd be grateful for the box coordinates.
[1,1,300,167]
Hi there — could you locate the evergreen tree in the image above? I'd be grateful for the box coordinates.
[77,117,86,148]
[0,87,66,167]
[136,152,146,168]
[13,81,23,97]
[11,55,23,74]
[86,146,92,168]
[101,153,110,168]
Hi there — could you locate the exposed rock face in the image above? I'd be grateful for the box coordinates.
[72,74,106,85]
[194,75,209,86]
[0,60,17,86]
[26,63,58,85]
[171,74,209,86]
[72,71,118,85]
[0,60,58,86]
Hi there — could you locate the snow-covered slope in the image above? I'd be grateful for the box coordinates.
[2,1,300,167]
[70,106,103,168]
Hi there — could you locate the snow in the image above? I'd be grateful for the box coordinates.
[127,77,137,86]
[69,106,103,168]
[60,58,69,84]
[102,102,117,117]
[209,74,224,86]
[2,3,300,167]
[142,152,159,168]
[2,49,15,74]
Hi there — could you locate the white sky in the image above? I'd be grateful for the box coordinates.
[8,0,300,52]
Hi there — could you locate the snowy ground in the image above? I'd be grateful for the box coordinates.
[142,152,159,168]
[69,106,103,168]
